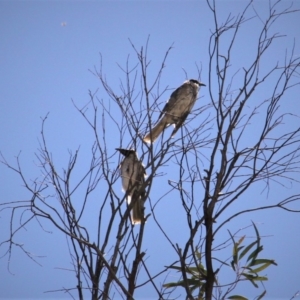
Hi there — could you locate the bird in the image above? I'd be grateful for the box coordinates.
[143,79,206,143]
[116,148,146,224]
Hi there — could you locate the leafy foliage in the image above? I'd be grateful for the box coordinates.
[164,222,277,299]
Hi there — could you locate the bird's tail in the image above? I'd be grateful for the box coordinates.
[143,120,166,143]
[131,197,144,224]
[126,192,144,224]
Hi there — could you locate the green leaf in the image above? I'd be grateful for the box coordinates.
[229,232,246,266]
[233,245,238,265]
[248,259,277,273]
[187,264,207,276]
[241,273,259,287]
[247,245,263,262]
[228,231,235,250]
[199,283,206,296]
[163,280,186,288]
[244,221,262,264]
[185,266,197,275]
[237,245,245,253]
[165,265,182,272]
[195,251,202,260]
[237,235,246,245]
[256,289,267,300]
[231,259,236,271]
[250,259,277,266]
[251,221,260,243]
[254,276,268,281]
[239,240,257,260]
[228,295,248,300]
[185,277,203,287]
[251,221,261,249]
[242,273,268,287]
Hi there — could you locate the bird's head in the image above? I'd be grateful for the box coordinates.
[116,148,136,157]
[189,79,206,87]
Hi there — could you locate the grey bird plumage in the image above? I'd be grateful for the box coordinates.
[116,148,146,224]
[143,79,206,143]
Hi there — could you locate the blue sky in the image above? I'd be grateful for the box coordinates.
[0,1,299,299]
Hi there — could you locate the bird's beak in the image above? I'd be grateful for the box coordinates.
[116,148,127,156]
[199,82,206,86]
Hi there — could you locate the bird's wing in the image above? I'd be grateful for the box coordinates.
[171,111,190,137]
[135,162,146,192]
[120,158,132,193]
[157,85,184,120]
[130,160,146,224]
[158,83,195,118]
[157,101,169,121]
